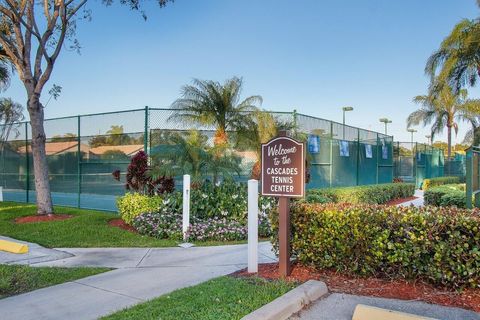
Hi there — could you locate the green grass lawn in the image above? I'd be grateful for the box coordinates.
[0,264,111,298]
[0,202,252,248]
[102,276,296,320]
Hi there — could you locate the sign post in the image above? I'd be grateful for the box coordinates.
[248,179,259,273]
[261,133,305,277]
[179,174,194,248]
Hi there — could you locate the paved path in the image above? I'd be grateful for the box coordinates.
[398,189,424,207]
[0,242,276,320]
[291,293,480,320]
[0,236,72,265]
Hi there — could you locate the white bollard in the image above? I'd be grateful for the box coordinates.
[0,186,3,202]
[248,179,259,273]
[182,174,191,242]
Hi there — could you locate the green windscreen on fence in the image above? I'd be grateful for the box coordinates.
[296,114,394,188]
[0,107,406,211]
[393,142,446,187]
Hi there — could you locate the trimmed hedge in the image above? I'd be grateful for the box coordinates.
[306,183,415,205]
[270,202,480,288]
[424,184,466,208]
[422,176,460,190]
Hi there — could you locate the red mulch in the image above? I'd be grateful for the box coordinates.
[15,214,73,224]
[384,196,418,206]
[108,218,137,233]
[232,263,480,312]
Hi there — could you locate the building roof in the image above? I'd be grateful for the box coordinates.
[89,144,143,156]
[18,141,89,156]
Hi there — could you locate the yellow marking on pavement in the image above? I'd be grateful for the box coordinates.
[352,304,438,320]
[0,239,29,254]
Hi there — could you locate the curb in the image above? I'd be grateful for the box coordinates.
[241,280,328,320]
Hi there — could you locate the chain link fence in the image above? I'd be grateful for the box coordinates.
[393,142,448,188]
[0,107,446,211]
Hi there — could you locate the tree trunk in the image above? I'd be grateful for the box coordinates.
[213,128,228,147]
[447,125,452,160]
[251,160,261,180]
[28,94,53,215]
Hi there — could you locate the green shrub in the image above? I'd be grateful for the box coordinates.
[118,180,276,236]
[424,184,466,208]
[440,191,466,207]
[270,202,480,288]
[305,193,334,204]
[306,183,415,205]
[422,176,460,190]
[116,193,163,224]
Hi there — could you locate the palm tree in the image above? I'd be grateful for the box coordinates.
[459,99,480,146]
[150,130,241,185]
[169,77,262,146]
[407,84,472,158]
[235,110,294,179]
[425,15,480,92]
[0,98,24,143]
[0,48,11,91]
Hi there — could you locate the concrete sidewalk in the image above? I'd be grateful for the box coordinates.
[290,293,480,320]
[0,242,277,320]
[0,236,72,265]
[398,189,424,207]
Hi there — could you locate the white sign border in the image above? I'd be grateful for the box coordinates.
[261,136,306,198]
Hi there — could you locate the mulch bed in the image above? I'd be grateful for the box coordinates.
[108,218,137,233]
[232,263,480,312]
[384,196,418,206]
[15,214,73,224]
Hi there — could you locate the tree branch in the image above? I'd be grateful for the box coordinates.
[67,0,88,20]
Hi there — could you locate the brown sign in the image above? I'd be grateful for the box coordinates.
[261,136,305,198]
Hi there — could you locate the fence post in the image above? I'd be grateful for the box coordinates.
[376,133,379,184]
[329,121,333,187]
[466,149,473,209]
[414,142,418,187]
[144,106,149,155]
[77,115,81,208]
[356,129,360,185]
[25,122,29,203]
[248,179,258,273]
[182,174,191,242]
[292,109,298,136]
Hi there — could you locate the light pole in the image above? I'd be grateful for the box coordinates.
[379,118,392,135]
[407,128,417,145]
[342,106,354,139]
[425,135,431,146]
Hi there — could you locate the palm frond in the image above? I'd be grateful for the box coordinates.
[169,77,262,145]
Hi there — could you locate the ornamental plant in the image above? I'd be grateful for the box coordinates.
[270,202,480,288]
[125,151,174,196]
[116,193,163,225]
[132,211,267,242]
[117,181,276,236]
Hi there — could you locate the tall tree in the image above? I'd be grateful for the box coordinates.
[0,0,172,214]
[169,77,262,147]
[0,47,11,90]
[0,98,23,144]
[425,5,480,92]
[235,110,294,179]
[458,98,480,146]
[150,130,241,185]
[407,84,473,158]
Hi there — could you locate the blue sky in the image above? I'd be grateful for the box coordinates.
[4,0,479,142]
